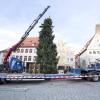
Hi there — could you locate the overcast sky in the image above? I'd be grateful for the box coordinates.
[0,0,100,52]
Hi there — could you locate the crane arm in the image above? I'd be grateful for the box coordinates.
[3,6,50,64]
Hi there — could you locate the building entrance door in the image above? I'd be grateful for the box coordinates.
[26,62,40,73]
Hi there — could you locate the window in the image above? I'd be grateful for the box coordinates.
[97,51,100,54]
[28,56,31,61]
[19,56,22,60]
[17,49,20,53]
[67,58,69,62]
[89,51,92,54]
[21,49,24,53]
[34,49,37,53]
[93,51,96,54]
[25,49,28,53]
[33,56,37,62]
[70,58,73,61]
[16,56,19,58]
[24,56,27,61]
[29,49,32,53]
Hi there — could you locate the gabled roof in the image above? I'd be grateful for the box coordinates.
[0,37,39,52]
[79,35,94,56]
[20,37,39,47]
[78,24,100,56]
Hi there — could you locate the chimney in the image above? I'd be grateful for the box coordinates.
[95,24,100,34]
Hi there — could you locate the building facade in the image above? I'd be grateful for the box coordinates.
[56,40,67,67]
[76,25,100,68]
[11,37,39,72]
[66,46,75,68]
[56,40,76,69]
[0,36,77,72]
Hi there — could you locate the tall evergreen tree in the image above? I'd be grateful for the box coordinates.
[36,18,58,73]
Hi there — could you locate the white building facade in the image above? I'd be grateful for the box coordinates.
[56,40,67,67]
[11,37,39,72]
[66,46,75,68]
[12,47,37,66]
[79,25,100,68]
[56,40,76,68]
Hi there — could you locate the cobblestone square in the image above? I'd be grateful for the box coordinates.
[0,80,100,100]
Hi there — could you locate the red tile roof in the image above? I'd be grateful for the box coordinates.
[20,37,39,47]
[0,37,39,60]
[0,37,39,52]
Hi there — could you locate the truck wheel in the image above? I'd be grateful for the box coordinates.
[87,77,92,81]
[87,72,92,81]
[92,75,99,82]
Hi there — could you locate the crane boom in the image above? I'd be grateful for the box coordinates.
[3,6,50,64]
